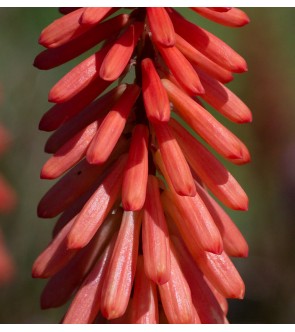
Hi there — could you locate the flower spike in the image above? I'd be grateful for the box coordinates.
[35,7,252,324]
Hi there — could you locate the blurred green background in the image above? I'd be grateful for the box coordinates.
[0,7,294,323]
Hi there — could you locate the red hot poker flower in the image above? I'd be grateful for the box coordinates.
[34,7,252,324]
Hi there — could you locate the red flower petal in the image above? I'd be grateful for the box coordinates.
[197,68,252,123]
[168,8,247,73]
[162,78,250,164]
[80,7,114,25]
[170,118,249,210]
[191,7,250,27]
[142,175,171,285]
[171,235,226,323]
[100,211,141,320]
[122,124,149,211]
[44,84,126,153]
[175,33,233,83]
[63,233,117,324]
[130,256,159,324]
[156,43,205,96]
[48,43,111,103]
[153,122,196,197]
[161,189,223,255]
[141,58,170,123]
[86,84,140,165]
[99,22,144,81]
[35,14,129,70]
[39,8,92,48]
[158,242,199,324]
[67,154,128,249]
[146,7,175,47]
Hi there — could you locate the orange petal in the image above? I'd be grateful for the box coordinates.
[153,122,196,197]
[162,78,250,164]
[40,77,114,132]
[158,242,198,324]
[168,8,248,73]
[37,149,126,218]
[156,43,205,96]
[86,84,140,165]
[146,7,175,47]
[130,256,159,324]
[141,58,170,123]
[40,228,106,309]
[67,154,128,249]
[142,175,171,285]
[99,22,144,81]
[35,14,129,70]
[48,43,111,103]
[44,84,126,153]
[80,7,115,25]
[63,233,117,324]
[100,210,141,320]
[122,124,149,211]
[197,68,252,123]
[38,8,92,48]
[170,118,249,210]
[194,181,249,257]
[175,33,233,83]
[171,235,226,323]
[191,7,250,27]
[32,217,78,278]
[193,250,245,299]
[41,121,98,179]
[161,189,223,254]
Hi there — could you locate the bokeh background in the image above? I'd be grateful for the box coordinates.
[0,7,294,324]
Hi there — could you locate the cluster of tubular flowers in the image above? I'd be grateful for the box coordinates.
[33,7,251,324]
[0,90,16,285]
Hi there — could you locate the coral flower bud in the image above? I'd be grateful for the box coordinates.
[63,234,117,324]
[161,189,223,255]
[158,242,199,324]
[48,44,111,103]
[33,209,122,279]
[41,121,99,179]
[171,235,226,323]
[80,7,114,25]
[142,175,171,285]
[41,231,106,309]
[122,124,149,211]
[146,7,175,47]
[193,250,245,299]
[100,211,141,320]
[162,78,250,164]
[37,144,127,218]
[86,84,140,165]
[67,154,128,249]
[197,69,252,123]
[168,8,248,73]
[141,58,170,123]
[153,122,196,197]
[191,7,250,27]
[35,14,129,70]
[170,118,249,210]
[194,181,249,257]
[39,8,92,48]
[156,43,205,96]
[131,256,159,324]
[175,33,233,83]
[40,77,118,132]
[45,84,127,153]
[99,22,144,81]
